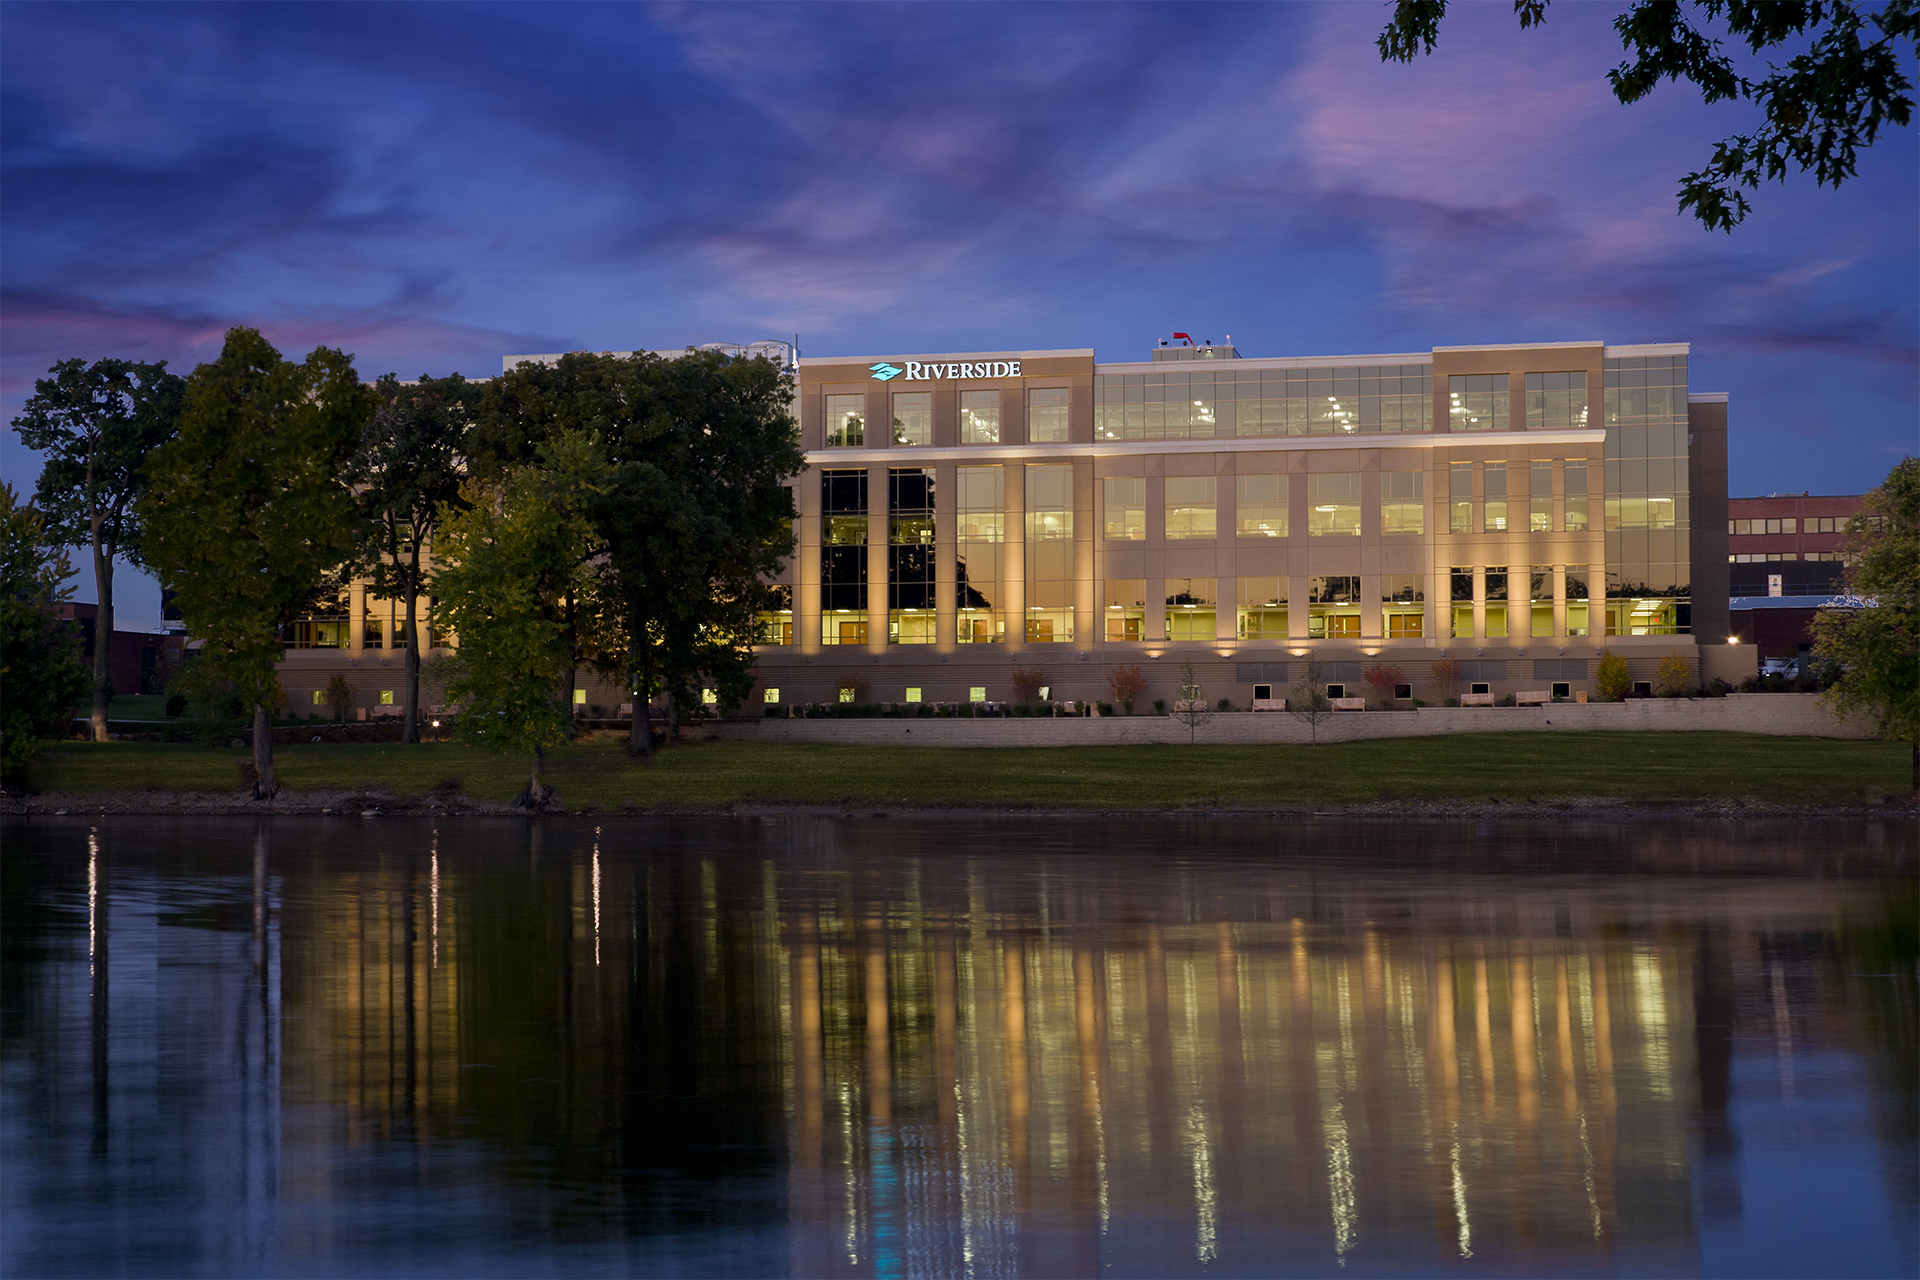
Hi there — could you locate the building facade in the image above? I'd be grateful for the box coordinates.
[1727,491,1862,598]
[744,339,1738,708]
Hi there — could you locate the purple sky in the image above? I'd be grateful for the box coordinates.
[4,2,1915,629]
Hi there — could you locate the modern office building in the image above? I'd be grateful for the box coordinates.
[745,338,1744,708]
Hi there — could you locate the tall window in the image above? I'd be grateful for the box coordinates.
[956,466,1002,642]
[960,390,1000,444]
[1165,578,1216,641]
[1525,371,1588,429]
[1566,565,1591,637]
[1451,566,1474,638]
[1484,463,1508,532]
[825,394,864,447]
[1024,464,1073,642]
[1307,473,1361,536]
[888,468,935,643]
[1530,460,1554,531]
[1236,474,1287,537]
[1381,470,1424,535]
[1530,567,1553,636]
[1485,565,1509,638]
[1105,578,1145,641]
[1103,477,1145,541]
[1565,459,1588,531]
[892,391,931,447]
[1165,476,1217,539]
[1028,387,1070,443]
[820,470,868,644]
[1308,576,1360,639]
[1383,574,1424,638]
[1237,577,1287,639]
[1448,375,1508,430]
[754,584,793,646]
[1450,462,1473,534]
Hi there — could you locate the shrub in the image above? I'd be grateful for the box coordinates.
[1107,664,1146,714]
[1097,701,1114,716]
[1362,661,1405,704]
[1216,697,1231,711]
[324,673,355,721]
[1011,667,1045,708]
[836,674,869,705]
[164,692,188,718]
[1152,698,1166,714]
[1654,654,1691,697]
[1595,649,1631,701]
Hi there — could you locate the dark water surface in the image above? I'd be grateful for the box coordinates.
[2,815,1914,1279]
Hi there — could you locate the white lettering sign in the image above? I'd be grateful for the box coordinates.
[873,359,1022,383]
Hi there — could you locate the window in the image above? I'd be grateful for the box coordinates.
[1605,496,1677,530]
[1307,473,1361,536]
[888,469,935,644]
[1530,567,1553,637]
[1381,470,1424,535]
[821,469,868,644]
[1470,682,1491,696]
[1485,565,1508,637]
[1025,464,1074,642]
[1484,463,1508,532]
[1451,566,1475,639]
[1165,578,1216,641]
[1448,462,1474,534]
[1237,577,1288,639]
[1308,575,1360,639]
[755,584,793,645]
[1383,574,1424,638]
[380,690,396,706]
[1564,460,1588,532]
[956,466,1002,643]
[1551,681,1571,699]
[311,690,325,706]
[969,686,987,703]
[892,391,931,446]
[960,390,1000,444]
[1530,460,1553,531]
[1448,375,1508,430]
[1253,683,1273,700]
[1326,683,1346,700]
[838,687,857,703]
[1566,566,1591,637]
[1165,475,1217,539]
[1236,474,1287,537]
[1104,477,1145,540]
[1028,387,1070,443]
[1525,371,1588,429]
[701,689,718,706]
[1105,579,1146,641]
[825,394,864,447]
[905,687,922,703]
[763,687,781,703]
[1730,517,1798,535]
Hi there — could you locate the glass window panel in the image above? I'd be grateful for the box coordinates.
[1307,472,1361,536]
[960,390,1000,444]
[1027,387,1070,442]
[1381,469,1424,535]
[891,392,931,446]
[1236,473,1288,537]
[956,466,1002,542]
[1104,476,1146,540]
[824,394,865,447]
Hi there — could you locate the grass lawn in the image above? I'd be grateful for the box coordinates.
[19,732,1909,809]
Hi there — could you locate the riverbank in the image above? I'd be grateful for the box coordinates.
[6,732,1910,815]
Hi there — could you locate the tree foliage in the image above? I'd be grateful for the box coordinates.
[138,327,374,797]
[1813,456,1919,792]
[349,372,482,743]
[1595,648,1632,700]
[1289,658,1334,743]
[1107,664,1147,713]
[472,350,802,757]
[11,357,184,739]
[0,484,90,782]
[1379,0,1918,230]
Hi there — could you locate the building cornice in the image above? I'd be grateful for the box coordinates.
[804,428,1607,466]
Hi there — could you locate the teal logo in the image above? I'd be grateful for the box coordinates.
[869,362,903,382]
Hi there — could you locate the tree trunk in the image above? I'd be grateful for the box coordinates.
[518,746,553,809]
[401,565,421,744]
[627,631,653,760]
[252,703,276,800]
[1911,738,1917,798]
[90,546,114,742]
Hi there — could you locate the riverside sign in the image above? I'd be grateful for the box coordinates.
[870,359,1022,382]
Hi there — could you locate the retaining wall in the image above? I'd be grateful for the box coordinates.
[716,693,1873,747]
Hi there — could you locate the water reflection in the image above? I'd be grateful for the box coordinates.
[2,816,1914,1278]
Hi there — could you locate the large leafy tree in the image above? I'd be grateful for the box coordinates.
[1379,0,1918,231]
[11,358,184,740]
[473,349,801,758]
[138,328,375,799]
[0,484,90,782]
[1813,456,1918,794]
[349,372,482,744]
[431,432,604,806]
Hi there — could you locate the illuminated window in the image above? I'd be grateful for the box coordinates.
[891,391,931,446]
[1448,375,1508,430]
[1307,473,1361,536]
[763,687,780,703]
[1237,577,1287,639]
[960,390,1000,444]
[1165,578,1216,641]
[1236,473,1287,537]
[1028,387,1070,442]
[1165,475,1217,539]
[1450,462,1474,534]
[1525,371,1587,429]
[825,394,864,447]
[1381,470,1424,535]
[1484,463,1508,532]
[1103,477,1145,540]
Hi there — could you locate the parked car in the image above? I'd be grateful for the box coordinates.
[1760,658,1799,678]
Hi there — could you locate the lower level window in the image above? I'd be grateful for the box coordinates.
[1550,682,1571,699]
[823,611,869,645]
[889,610,935,644]
[1025,608,1073,642]
[905,687,922,703]
[958,609,1002,643]
[969,686,987,702]
[763,687,780,703]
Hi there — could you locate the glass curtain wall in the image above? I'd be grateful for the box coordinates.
[1307,473,1361,537]
[1526,371,1588,428]
[825,394,865,447]
[1448,375,1508,430]
[959,391,1000,444]
[820,470,868,645]
[1382,471,1424,535]
[1096,365,1431,441]
[955,466,1003,642]
[1485,565,1509,638]
[1165,476,1217,539]
[1027,388,1069,443]
[1103,477,1145,541]
[1604,355,1690,634]
[892,392,931,447]
[1024,464,1074,642]
[1236,474,1287,537]
[888,468,935,644]
[1105,578,1145,641]
[1451,567,1474,639]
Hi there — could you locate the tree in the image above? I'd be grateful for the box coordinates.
[138,328,375,799]
[1289,658,1334,744]
[1011,667,1045,709]
[1654,653,1692,696]
[1108,663,1147,714]
[430,434,603,807]
[348,372,482,744]
[1,484,90,782]
[1595,648,1632,701]
[12,358,184,740]
[324,673,354,722]
[1378,1,1918,230]
[1171,660,1214,743]
[473,350,803,758]
[1813,457,1918,793]
[1363,660,1406,706]
[1427,656,1464,705]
